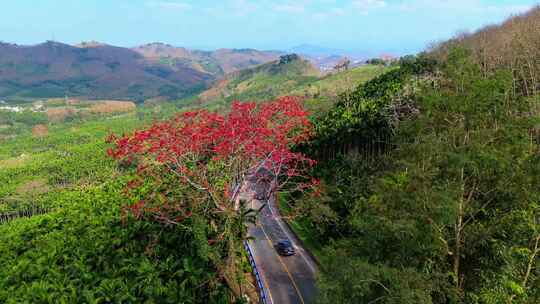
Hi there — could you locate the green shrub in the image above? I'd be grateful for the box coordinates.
[0,182,231,303]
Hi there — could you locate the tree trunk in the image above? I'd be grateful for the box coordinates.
[453,167,465,290]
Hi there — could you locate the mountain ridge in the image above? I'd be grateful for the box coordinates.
[0,41,286,101]
[0,41,211,101]
[132,42,284,76]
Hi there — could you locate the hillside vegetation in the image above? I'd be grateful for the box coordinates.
[291,64,391,97]
[198,54,319,106]
[0,104,242,303]
[286,8,540,304]
[0,183,232,303]
[431,6,540,98]
[199,53,389,112]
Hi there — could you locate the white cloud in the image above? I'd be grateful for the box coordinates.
[312,12,327,20]
[312,7,345,20]
[485,4,535,15]
[352,0,387,11]
[231,0,258,16]
[146,1,192,11]
[274,3,306,14]
[330,7,346,16]
[396,0,534,15]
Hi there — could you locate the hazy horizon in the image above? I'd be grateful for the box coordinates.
[0,1,537,55]
[0,40,396,58]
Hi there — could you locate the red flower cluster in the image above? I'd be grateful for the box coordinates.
[107,96,317,224]
[108,96,311,163]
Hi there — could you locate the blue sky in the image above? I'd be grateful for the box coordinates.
[0,0,537,54]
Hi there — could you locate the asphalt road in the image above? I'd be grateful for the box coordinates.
[244,179,318,304]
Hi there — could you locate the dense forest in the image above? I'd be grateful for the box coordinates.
[290,7,540,304]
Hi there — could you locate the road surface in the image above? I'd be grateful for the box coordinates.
[242,178,318,304]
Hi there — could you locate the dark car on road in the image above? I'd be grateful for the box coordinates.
[275,239,295,256]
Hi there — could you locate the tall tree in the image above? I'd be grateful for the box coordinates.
[107,96,317,298]
[315,48,540,303]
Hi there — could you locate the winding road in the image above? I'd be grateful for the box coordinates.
[242,177,318,304]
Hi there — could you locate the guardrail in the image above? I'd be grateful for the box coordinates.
[244,240,269,304]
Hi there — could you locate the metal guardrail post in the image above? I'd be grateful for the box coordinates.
[244,240,269,304]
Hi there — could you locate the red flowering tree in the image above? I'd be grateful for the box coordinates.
[107,96,316,292]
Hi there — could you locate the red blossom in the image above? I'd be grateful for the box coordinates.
[108,96,317,224]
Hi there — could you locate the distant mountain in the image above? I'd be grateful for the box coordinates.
[0,41,213,101]
[0,41,285,102]
[289,44,345,57]
[132,43,283,76]
[289,44,371,71]
[290,44,401,60]
[0,39,391,102]
[75,41,108,48]
[211,48,284,74]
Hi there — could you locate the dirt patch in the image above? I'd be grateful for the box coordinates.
[89,100,136,114]
[47,107,78,123]
[32,124,49,139]
[199,78,231,102]
[144,97,167,107]
[0,154,30,169]
[15,179,50,197]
